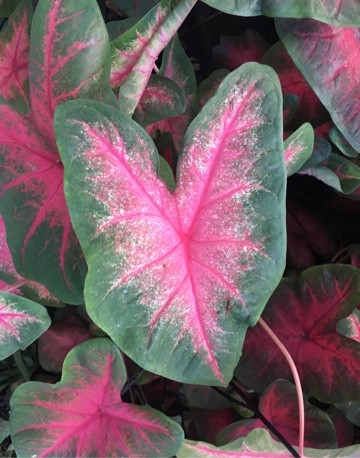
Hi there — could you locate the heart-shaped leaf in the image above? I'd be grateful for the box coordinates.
[201,0,360,26]
[0,216,61,307]
[178,428,360,457]
[55,63,286,385]
[236,264,360,403]
[276,19,360,152]
[0,0,32,113]
[0,292,50,360]
[111,0,197,116]
[217,380,337,449]
[10,338,184,457]
[284,123,314,176]
[0,0,115,303]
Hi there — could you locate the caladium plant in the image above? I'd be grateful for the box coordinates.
[1,1,360,457]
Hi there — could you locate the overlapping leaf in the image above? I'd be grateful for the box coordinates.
[217,380,337,449]
[0,0,32,112]
[10,338,184,457]
[236,265,360,403]
[0,216,61,306]
[0,0,22,16]
[0,0,115,303]
[276,19,360,152]
[111,0,197,116]
[55,63,286,385]
[0,292,50,360]
[178,428,360,457]
[201,0,360,26]
[284,123,314,176]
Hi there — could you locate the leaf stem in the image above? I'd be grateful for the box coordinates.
[258,317,305,458]
[13,350,30,382]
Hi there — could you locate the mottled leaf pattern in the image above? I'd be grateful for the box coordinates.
[55,63,286,385]
[0,292,50,360]
[236,265,360,403]
[10,338,184,457]
[276,19,360,151]
[0,0,32,112]
[0,0,115,303]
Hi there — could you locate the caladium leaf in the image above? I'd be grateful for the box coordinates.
[0,292,50,360]
[178,428,360,457]
[198,69,230,110]
[158,155,176,192]
[336,401,360,427]
[0,216,61,307]
[10,338,184,457]
[284,123,314,176]
[218,380,337,449]
[0,0,22,17]
[329,126,359,158]
[0,0,116,303]
[337,308,360,343]
[133,74,186,127]
[261,42,328,130]
[200,0,360,26]
[300,136,331,170]
[0,0,32,113]
[55,63,286,385]
[111,0,197,116]
[213,31,269,71]
[236,264,360,403]
[276,19,360,152]
[147,33,198,152]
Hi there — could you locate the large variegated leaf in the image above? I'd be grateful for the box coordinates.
[201,1,360,26]
[276,19,360,153]
[0,0,32,113]
[10,338,184,457]
[236,265,360,403]
[0,292,50,360]
[55,63,286,385]
[111,0,197,116]
[0,216,61,307]
[0,0,115,303]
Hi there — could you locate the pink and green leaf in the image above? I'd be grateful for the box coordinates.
[201,0,360,26]
[236,264,360,403]
[111,0,197,116]
[10,338,184,457]
[178,428,360,457]
[218,380,337,449]
[337,308,360,343]
[134,74,186,126]
[55,63,286,385]
[0,292,50,360]
[276,19,360,152]
[284,123,314,176]
[0,0,116,303]
[0,0,32,113]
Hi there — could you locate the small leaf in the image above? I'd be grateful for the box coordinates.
[330,126,359,158]
[0,292,50,360]
[111,0,197,116]
[10,338,184,457]
[276,19,360,151]
[236,264,360,403]
[55,63,286,385]
[284,123,314,176]
[0,0,32,112]
[133,74,186,126]
[200,0,360,26]
[337,308,360,343]
[217,380,337,449]
[158,155,176,192]
[336,401,360,427]
[300,136,332,170]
